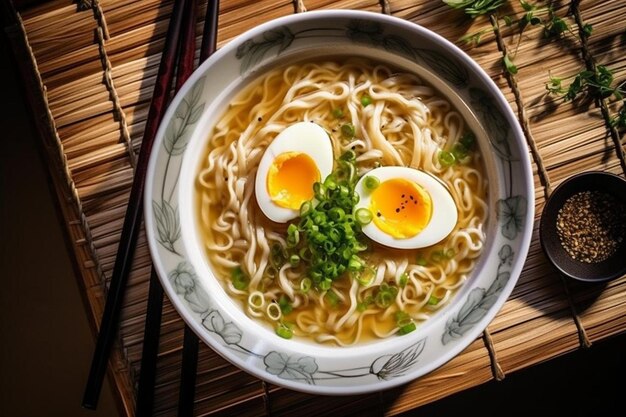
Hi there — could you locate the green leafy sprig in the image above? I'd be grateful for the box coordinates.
[546,65,626,128]
[443,0,507,17]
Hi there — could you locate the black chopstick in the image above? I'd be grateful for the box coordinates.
[134,269,164,417]
[134,0,200,415]
[177,2,220,416]
[178,326,200,416]
[81,0,189,409]
[200,0,219,62]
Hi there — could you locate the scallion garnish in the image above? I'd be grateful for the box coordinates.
[355,207,373,225]
[325,290,341,308]
[438,150,456,167]
[276,322,293,339]
[427,295,440,306]
[363,175,380,191]
[282,150,370,291]
[399,272,408,288]
[300,277,312,293]
[289,254,300,267]
[278,295,293,315]
[398,322,417,335]
[374,283,398,308]
[341,123,355,138]
[231,266,249,290]
[332,107,344,119]
[360,94,373,107]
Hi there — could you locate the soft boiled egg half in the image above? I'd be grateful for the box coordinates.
[255,122,333,223]
[355,167,458,249]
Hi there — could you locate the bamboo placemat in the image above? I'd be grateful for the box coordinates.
[6,0,626,415]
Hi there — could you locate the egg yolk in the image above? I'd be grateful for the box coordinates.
[370,178,433,239]
[267,152,320,210]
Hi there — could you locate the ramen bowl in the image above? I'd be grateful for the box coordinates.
[145,10,534,395]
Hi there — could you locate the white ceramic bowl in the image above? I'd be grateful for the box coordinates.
[145,10,534,395]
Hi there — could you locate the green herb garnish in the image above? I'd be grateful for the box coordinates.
[438,150,456,167]
[332,107,344,119]
[395,311,416,334]
[360,94,373,107]
[374,283,398,308]
[276,322,293,339]
[284,150,369,291]
[278,295,293,315]
[443,0,506,18]
[427,295,441,306]
[341,123,356,138]
[363,175,380,191]
[399,272,408,288]
[231,266,249,290]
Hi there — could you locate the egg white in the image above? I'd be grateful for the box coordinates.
[355,166,458,249]
[255,122,334,223]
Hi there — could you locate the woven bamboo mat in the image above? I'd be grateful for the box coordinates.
[7,0,626,415]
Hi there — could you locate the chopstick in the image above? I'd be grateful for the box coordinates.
[135,0,200,415]
[177,2,220,416]
[81,0,189,409]
[134,269,164,417]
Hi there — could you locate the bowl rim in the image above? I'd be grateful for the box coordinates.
[144,9,535,395]
[540,170,626,283]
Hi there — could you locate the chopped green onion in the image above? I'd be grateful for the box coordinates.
[355,208,373,225]
[341,123,355,139]
[286,224,300,247]
[319,279,332,291]
[415,255,428,267]
[445,248,456,259]
[300,201,313,216]
[375,291,394,308]
[360,94,372,107]
[395,311,412,327]
[427,295,440,305]
[399,272,408,288]
[289,254,300,267]
[340,149,356,162]
[398,322,417,335]
[325,290,340,308]
[299,279,311,294]
[324,176,338,190]
[276,323,293,339]
[332,107,344,118]
[459,131,476,150]
[353,266,375,286]
[280,149,370,293]
[313,182,327,199]
[348,255,363,272]
[375,283,398,308]
[278,295,293,315]
[357,295,374,312]
[329,207,346,221]
[231,266,249,290]
[452,142,469,161]
[395,310,416,335]
[363,175,380,191]
[438,150,456,167]
[299,247,312,261]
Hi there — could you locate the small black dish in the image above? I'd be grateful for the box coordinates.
[540,171,626,283]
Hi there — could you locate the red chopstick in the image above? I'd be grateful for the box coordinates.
[82,0,190,409]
